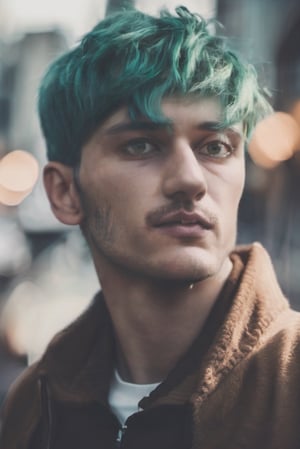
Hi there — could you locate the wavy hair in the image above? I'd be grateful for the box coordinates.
[38,6,272,165]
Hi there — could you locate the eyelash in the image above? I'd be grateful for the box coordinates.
[120,137,235,160]
[196,140,235,159]
[121,138,160,157]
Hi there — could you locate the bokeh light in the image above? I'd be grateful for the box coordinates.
[248,112,300,169]
[0,150,39,206]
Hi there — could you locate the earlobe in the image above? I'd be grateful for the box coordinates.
[43,162,84,225]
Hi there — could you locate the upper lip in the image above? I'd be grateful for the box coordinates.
[153,211,213,229]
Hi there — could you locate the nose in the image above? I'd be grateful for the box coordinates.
[162,140,207,202]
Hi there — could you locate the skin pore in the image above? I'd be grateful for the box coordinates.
[44,96,245,384]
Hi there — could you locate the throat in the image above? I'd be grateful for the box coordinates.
[100,258,233,384]
[109,284,218,384]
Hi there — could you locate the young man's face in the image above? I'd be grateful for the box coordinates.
[78,96,245,284]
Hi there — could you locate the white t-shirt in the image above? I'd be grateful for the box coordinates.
[108,370,160,425]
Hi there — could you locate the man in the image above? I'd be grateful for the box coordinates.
[1,6,300,449]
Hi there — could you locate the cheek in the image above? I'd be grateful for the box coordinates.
[85,173,150,229]
[236,166,246,202]
[209,165,245,209]
[223,159,245,204]
[233,172,245,203]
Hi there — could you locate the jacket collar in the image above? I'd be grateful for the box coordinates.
[40,293,116,404]
[191,242,288,405]
[38,243,289,407]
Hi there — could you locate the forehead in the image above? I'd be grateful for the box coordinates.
[94,95,243,137]
[161,97,223,132]
[101,96,220,127]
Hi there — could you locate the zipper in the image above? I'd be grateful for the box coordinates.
[38,375,53,449]
[115,424,127,447]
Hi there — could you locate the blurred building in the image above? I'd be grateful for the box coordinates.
[217,0,300,104]
[4,30,69,232]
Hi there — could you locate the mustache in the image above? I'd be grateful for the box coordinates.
[146,200,218,227]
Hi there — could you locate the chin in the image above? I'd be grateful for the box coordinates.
[148,246,232,283]
[151,257,218,283]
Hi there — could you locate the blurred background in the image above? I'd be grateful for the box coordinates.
[0,0,300,405]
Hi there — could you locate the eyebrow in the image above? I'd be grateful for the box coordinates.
[104,121,168,134]
[104,120,243,139]
[198,122,243,139]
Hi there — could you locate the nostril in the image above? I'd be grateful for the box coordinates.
[195,191,204,201]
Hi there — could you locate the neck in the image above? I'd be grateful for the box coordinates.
[96,258,232,384]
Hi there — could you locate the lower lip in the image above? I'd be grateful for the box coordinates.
[155,224,209,239]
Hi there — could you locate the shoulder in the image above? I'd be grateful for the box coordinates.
[257,307,300,379]
[0,292,111,449]
[0,361,43,449]
[265,306,300,344]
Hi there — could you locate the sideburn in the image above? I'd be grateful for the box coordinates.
[72,164,114,246]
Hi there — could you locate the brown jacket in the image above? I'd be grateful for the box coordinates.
[1,243,300,449]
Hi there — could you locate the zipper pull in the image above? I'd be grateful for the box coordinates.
[116,424,127,447]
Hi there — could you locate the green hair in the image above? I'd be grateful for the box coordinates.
[38,6,272,166]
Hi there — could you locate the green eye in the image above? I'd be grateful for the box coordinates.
[200,140,233,158]
[124,140,157,156]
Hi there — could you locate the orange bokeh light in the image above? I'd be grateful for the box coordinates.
[248,112,300,169]
[0,150,39,206]
[0,184,32,206]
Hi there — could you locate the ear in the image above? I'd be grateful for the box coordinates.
[43,162,84,225]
